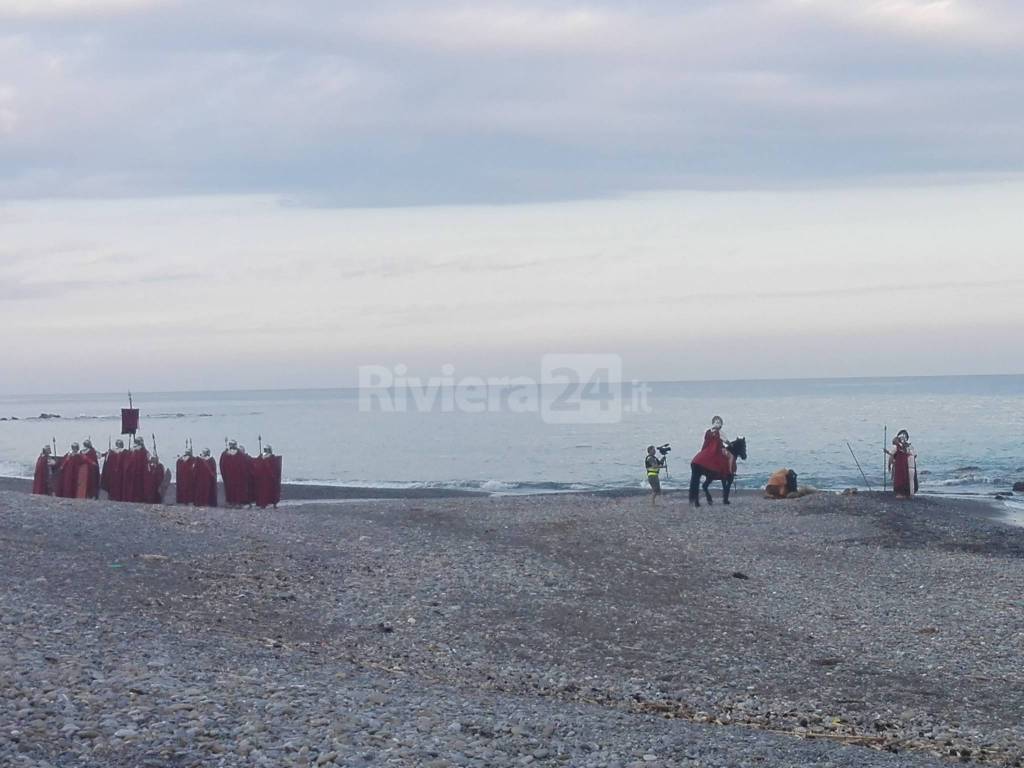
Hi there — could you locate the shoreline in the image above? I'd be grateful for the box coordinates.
[1,473,1018,527]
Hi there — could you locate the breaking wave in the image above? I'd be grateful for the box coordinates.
[286,478,607,496]
[0,460,31,479]
[147,413,216,419]
[926,475,998,487]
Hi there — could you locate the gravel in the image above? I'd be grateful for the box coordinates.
[1,487,1022,767]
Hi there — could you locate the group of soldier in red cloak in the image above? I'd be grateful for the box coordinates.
[32,436,282,509]
[32,437,171,504]
[225,440,282,508]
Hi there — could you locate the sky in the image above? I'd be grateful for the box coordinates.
[2,0,1023,393]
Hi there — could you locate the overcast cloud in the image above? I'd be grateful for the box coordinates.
[2,1,1024,204]
[2,1,1024,393]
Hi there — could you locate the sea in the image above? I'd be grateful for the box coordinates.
[1,375,1022,516]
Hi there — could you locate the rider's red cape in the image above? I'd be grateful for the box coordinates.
[691,430,732,476]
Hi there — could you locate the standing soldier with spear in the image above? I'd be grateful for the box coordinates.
[176,439,197,505]
[101,437,127,501]
[253,437,283,509]
[143,433,170,504]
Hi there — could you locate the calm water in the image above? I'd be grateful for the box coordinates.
[1,376,1022,501]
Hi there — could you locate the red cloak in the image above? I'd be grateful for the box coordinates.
[52,456,65,498]
[144,462,159,505]
[691,429,732,476]
[193,457,218,507]
[245,455,256,505]
[219,450,250,506]
[32,454,53,495]
[253,455,283,508]
[143,461,165,504]
[890,446,918,496]
[59,452,83,498]
[121,448,150,502]
[101,450,125,501]
[81,448,100,499]
[175,456,196,505]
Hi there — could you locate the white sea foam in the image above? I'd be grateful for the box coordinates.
[480,479,517,492]
[926,475,996,487]
[0,460,31,479]
[1002,497,1024,521]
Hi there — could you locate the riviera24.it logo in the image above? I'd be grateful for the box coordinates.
[357,355,650,424]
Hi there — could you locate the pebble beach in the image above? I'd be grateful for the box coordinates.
[2,486,1022,767]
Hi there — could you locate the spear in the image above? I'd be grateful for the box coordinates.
[152,433,158,459]
[847,441,873,491]
[127,391,136,437]
[883,425,888,492]
[258,434,263,454]
[52,436,56,454]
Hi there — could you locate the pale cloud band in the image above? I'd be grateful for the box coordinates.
[2,182,1023,392]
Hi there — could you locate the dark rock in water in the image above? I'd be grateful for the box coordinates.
[1014,481,1024,493]
[731,571,749,580]
[38,413,61,420]
[953,466,983,473]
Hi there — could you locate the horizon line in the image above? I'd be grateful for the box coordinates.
[4,371,1024,400]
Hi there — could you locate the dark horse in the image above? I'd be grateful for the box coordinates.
[689,436,747,506]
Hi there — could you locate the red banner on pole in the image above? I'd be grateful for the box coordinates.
[121,408,139,435]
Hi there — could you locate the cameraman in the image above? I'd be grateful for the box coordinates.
[645,445,666,506]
